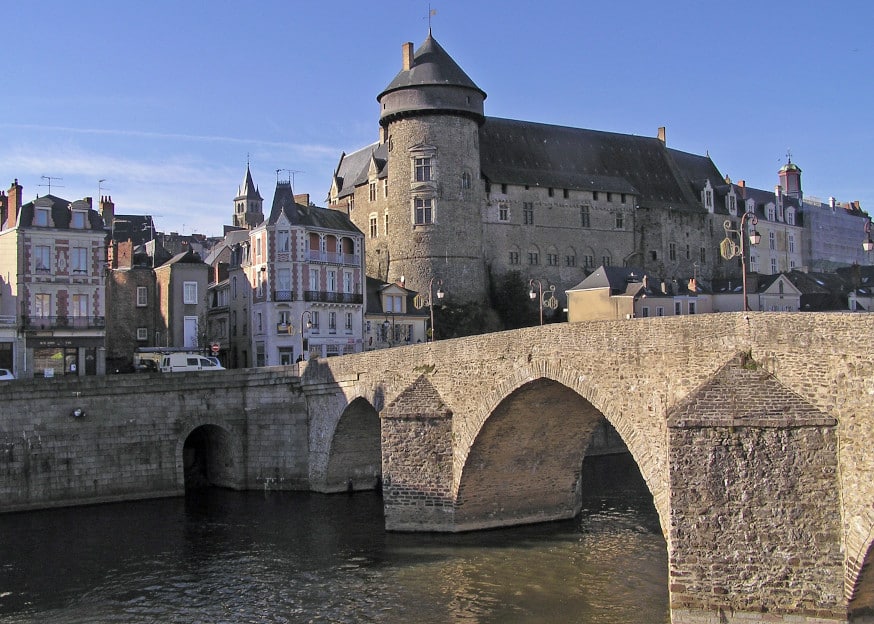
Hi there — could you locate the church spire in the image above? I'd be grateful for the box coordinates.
[233,163,264,229]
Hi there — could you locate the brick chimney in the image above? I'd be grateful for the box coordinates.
[738,180,746,199]
[657,127,666,144]
[402,42,414,71]
[99,195,115,228]
[6,179,21,229]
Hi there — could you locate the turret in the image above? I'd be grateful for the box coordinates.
[375,34,488,303]
[778,158,802,202]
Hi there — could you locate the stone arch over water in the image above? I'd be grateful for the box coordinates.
[180,424,242,490]
[322,397,382,493]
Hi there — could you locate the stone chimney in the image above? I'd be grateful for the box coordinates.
[6,179,22,229]
[293,193,310,206]
[657,127,666,144]
[99,195,115,228]
[402,42,414,71]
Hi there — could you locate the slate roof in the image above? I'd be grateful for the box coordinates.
[237,165,263,200]
[568,264,707,297]
[268,182,362,235]
[379,34,486,100]
[19,194,105,230]
[333,142,387,200]
[365,276,428,317]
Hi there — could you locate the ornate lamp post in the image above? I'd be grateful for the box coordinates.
[299,310,313,361]
[720,212,762,311]
[528,279,558,326]
[428,278,445,342]
[863,219,873,253]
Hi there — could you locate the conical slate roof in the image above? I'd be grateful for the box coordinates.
[378,34,486,99]
[236,165,262,201]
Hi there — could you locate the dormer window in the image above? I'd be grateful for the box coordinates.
[786,208,795,226]
[71,210,87,229]
[34,208,50,227]
[728,194,737,216]
[767,205,775,221]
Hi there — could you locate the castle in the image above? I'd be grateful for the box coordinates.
[328,33,868,307]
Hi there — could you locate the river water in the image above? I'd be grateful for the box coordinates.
[0,454,669,623]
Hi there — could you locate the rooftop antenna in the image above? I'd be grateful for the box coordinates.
[288,169,305,191]
[98,179,109,198]
[39,175,64,194]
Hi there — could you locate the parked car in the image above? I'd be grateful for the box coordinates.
[0,368,14,381]
[160,353,225,373]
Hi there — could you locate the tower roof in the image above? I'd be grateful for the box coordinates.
[236,165,262,201]
[378,34,486,100]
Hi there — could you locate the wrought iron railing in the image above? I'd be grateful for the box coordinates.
[303,291,363,304]
[22,316,106,330]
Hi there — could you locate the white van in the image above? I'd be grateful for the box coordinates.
[160,353,226,373]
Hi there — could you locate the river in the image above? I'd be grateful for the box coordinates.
[0,454,668,623]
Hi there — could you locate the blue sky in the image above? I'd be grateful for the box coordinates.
[3,1,872,237]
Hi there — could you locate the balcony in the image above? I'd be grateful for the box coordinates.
[306,251,361,266]
[273,290,294,302]
[303,291,363,304]
[22,316,106,331]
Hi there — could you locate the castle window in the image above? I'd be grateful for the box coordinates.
[602,255,611,266]
[384,212,389,234]
[769,232,776,250]
[686,244,691,260]
[369,182,377,202]
[728,195,736,215]
[566,254,576,267]
[621,193,627,204]
[606,192,613,202]
[563,189,569,199]
[547,253,558,266]
[499,205,509,221]
[509,251,520,265]
[700,247,707,263]
[788,234,795,253]
[462,172,471,189]
[383,178,388,198]
[415,157,432,182]
[593,191,599,201]
[580,205,590,228]
[615,213,624,229]
[767,205,775,221]
[705,190,712,208]
[584,255,594,268]
[501,184,507,194]
[548,188,554,197]
[523,202,534,225]
[771,258,778,273]
[786,209,795,225]
[528,252,539,265]
[414,198,433,224]
[669,243,677,261]
[369,214,377,238]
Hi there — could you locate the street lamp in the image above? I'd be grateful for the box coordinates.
[863,219,873,253]
[528,279,557,326]
[720,212,761,311]
[300,310,313,361]
[428,277,445,342]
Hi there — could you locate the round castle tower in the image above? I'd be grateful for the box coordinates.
[377,34,487,303]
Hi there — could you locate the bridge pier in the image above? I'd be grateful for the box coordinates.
[667,357,847,622]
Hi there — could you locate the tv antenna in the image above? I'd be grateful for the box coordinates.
[98,179,109,198]
[39,176,64,194]
[276,169,305,190]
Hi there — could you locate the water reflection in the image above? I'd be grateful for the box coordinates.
[0,454,668,623]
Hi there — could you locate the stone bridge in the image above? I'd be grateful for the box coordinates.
[1,312,872,623]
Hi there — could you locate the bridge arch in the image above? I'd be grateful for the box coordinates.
[179,423,243,490]
[456,362,670,530]
[321,396,382,493]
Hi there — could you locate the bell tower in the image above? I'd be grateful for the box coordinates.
[233,164,264,229]
[376,34,488,303]
[778,156,802,202]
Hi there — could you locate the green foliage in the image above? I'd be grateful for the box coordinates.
[488,270,536,329]
[432,301,502,339]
